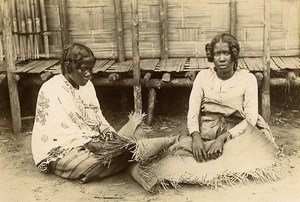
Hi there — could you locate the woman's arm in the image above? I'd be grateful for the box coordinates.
[187,72,203,134]
[227,73,258,138]
[187,72,209,162]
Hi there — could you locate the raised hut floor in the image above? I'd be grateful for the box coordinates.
[1,56,300,125]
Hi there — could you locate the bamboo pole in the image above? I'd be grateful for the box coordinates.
[31,0,37,58]
[230,0,237,36]
[0,3,3,61]
[16,0,26,60]
[162,72,171,82]
[2,0,22,134]
[34,0,41,58]
[146,88,156,125]
[254,72,263,86]
[262,0,271,122]
[19,76,300,88]
[185,71,196,81]
[159,0,168,59]
[59,0,69,49]
[25,0,33,59]
[0,35,3,61]
[39,0,49,58]
[108,73,120,82]
[11,0,20,59]
[114,0,125,62]
[21,0,28,60]
[131,0,142,114]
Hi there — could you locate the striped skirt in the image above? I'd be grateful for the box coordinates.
[49,146,131,183]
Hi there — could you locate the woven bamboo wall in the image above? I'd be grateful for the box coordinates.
[270,0,300,56]
[236,0,300,57]
[0,0,299,61]
[46,0,62,55]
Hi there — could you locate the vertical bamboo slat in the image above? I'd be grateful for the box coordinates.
[40,0,49,57]
[30,0,38,59]
[2,0,22,134]
[114,0,125,62]
[34,0,40,58]
[59,0,69,49]
[18,0,27,60]
[262,0,271,122]
[11,0,20,59]
[25,0,33,58]
[131,0,142,114]
[230,0,236,36]
[0,3,3,61]
[159,0,168,59]
[0,35,3,61]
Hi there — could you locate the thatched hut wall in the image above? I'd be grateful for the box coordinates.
[0,0,299,60]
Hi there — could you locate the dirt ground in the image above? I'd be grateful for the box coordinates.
[0,87,300,202]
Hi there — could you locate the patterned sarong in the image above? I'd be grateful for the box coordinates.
[49,146,132,183]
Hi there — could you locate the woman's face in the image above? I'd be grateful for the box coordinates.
[213,42,235,77]
[67,58,94,88]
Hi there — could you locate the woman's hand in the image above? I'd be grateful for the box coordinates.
[207,132,229,159]
[100,131,118,142]
[191,131,207,162]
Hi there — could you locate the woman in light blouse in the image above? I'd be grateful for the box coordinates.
[188,33,259,162]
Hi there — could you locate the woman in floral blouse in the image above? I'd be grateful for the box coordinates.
[32,43,131,183]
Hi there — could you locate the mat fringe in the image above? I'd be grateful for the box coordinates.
[149,163,281,192]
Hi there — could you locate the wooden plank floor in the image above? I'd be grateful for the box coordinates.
[8,56,300,75]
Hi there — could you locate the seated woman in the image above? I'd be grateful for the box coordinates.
[31,43,132,183]
[128,33,279,192]
[188,33,260,162]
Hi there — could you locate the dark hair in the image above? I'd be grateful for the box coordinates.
[205,33,240,70]
[61,43,96,74]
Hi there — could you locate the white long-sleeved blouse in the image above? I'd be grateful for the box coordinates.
[187,67,258,138]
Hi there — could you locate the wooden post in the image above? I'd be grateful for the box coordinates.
[262,0,271,122]
[230,0,237,36]
[114,0,125,62]
[2,0,22,134]
[159,0,168,59]
[146,88,156,125]
[59,0,69,49]
[131,0,142,114]
[159,0,170,117]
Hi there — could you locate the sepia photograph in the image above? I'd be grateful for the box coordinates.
[0,0,299,201]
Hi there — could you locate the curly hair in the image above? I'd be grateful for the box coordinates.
[61,43,96,74]
[205,33,240,70]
